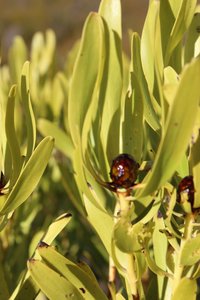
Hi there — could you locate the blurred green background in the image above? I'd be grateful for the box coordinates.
[0,0,148,63]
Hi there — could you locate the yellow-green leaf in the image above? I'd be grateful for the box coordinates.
[0,136,54,215]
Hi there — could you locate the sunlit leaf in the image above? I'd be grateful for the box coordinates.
[190,132,200,208]
[8,36,28,84]
[137,57,200,197]
[0,136,54,214]
[165,0,197,64]
[99,0,123,161]
[113,220,143,253]
[180,234,200,266]
[68,13,104,146]
[131,33,160,132]
[122,72,143,163]
[171,277,197,300]
[37,243,108,300]
[141,0,159,92]
[10,213,72,300]
[28,259,84,300]
[5,85,22,185]
[83,194,113,255]
[21,61,36,161]
[185,9,200,63]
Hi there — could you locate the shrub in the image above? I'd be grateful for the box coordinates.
[0,0,200,299]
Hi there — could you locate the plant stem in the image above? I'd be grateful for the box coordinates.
[172,213,194,294]
[127,254,139,299]
[117,190,139,299]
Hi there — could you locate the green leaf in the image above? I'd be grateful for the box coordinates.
[10,213,72,300]
[21,61,36,161]
[50,73,65,119]
[77,261,99,286]
[180,234,200,266]
[31,30,56,76]
[122,72,143,163]
[165,0,197,64]
[99,0,123,161]
[131,32,160,132]
[171,277,197,300]
[153,217,168,270]
[144,247,172,279]
[153,216,168,299]
[68,13,104,146]
[9,275,39,300]
[37,244,108,300]
[159,0,176,63]
[141,0,159,92]
[42,212,72,245]
[184,10,200,63]
[113,220,143,253]
[83,194,113,255]
[58,162,86,216]
[8,36,27,84]
[28,259,84,300]
[190,132,200,208]
[5,85,22,185]
[0,136,54,215]
[137,58,200,198]
[99,0,121,37]
[38,118,74,159]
